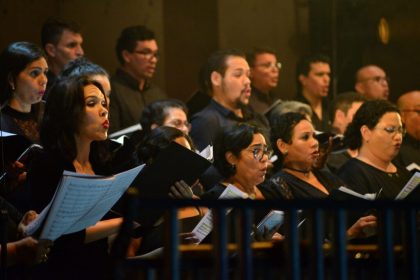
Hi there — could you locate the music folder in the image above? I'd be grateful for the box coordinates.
[133,141,212,226]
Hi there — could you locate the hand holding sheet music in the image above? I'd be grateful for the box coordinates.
[25,165,144,240]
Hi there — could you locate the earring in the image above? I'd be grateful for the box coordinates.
[231,164,236,172]
[283,150,288,156]
[11,84,15,91]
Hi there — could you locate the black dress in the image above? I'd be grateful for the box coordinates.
[337,158,411,199]
[27,151,112,280]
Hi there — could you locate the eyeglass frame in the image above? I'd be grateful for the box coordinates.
[254,62,282,71]
[360,76,390,84]
[133,49,159,59]
[375,125,406,137]
[246,144,273,162]
[165,119,191,131]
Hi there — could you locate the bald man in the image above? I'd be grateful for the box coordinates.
[355,65,389,100]
[393,91,420,170]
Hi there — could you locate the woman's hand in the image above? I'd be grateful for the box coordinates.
[17,210,38,238]
[169,180,193,199]
[347,215,377,240]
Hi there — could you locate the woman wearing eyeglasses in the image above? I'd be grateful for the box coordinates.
[337,100,411,198]
[202,123,272,200]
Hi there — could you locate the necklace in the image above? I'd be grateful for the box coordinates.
[284,166,311,178]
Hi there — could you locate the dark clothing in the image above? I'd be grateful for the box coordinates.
[326,149,352,174]
[295,95,331,132]
[263,169,341,199]
[27,151,111,280]
[43,71,58,100]
[393,134,420,171]
[109,68,167,133]
[249,87,280,115]
[190,99,269,151]
[0,103,44,212]
[337,158,411,199]
[0,103,44,144]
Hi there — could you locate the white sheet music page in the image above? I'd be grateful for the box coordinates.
[191,184,247,244]
[395,171,420,200]
[37,164,144,240]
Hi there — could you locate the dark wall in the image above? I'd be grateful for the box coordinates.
[309,0,420,101]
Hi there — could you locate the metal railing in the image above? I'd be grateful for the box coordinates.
[111,193,420,280]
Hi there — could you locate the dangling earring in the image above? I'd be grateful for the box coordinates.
[231,164,236,173]
[11,84,15,91]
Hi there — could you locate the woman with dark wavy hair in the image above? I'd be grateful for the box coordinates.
[27,76,122,279]
[338,100,411,198]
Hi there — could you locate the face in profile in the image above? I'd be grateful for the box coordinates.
[299,62,330,98]
[11,57,48,107]
[250,53,280,93]
[218,56,251,109]
[279,120,320,170]
[78,84,109,142]
[230,133,269,187]
[362,112,403,162]
[50,29,84,70]
[162,107,190,135]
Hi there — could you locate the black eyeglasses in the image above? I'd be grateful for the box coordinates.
[247,145,273,161]
[166,119,191,131]
[133,49,159,59]
[376,126,406,137]
[254,62,282,70]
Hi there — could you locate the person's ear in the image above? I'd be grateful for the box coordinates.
[335,109,345,123]
[276,139,289,155]
[122,50,132,64]
[360,125,372,143]
[225,151,238,166]
[298,74,306,86]
[7,74,15,91]
[44,43,56,58]
[355,82,363,94]
[211,71,222,87]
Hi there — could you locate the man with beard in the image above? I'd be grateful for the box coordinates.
[295,54,331,131]
[109,25,167,133]
[190,49,269,151]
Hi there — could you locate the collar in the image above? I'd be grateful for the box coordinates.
[114,68,151,92]
[209,99,252,121]
[251,86,275,104]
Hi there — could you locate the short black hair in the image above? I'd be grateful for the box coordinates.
[214,123,263,179]
[0,41,46,104]
[245,46,277,68]
[199,49,245,95]
[330,91,366,123]
[296,53,330,94]
[41,17,81,48]
[137,126,193,165]
[115,25,155,65]
[140,99,188,135]
[60,57,108,78]
[344,100,399,150]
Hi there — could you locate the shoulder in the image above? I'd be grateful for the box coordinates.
[201,183,226,200]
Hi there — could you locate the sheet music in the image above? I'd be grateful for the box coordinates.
[108,123,142,139]
[0,130,16,137]
[198,145,213,161]
[337,186,376,200]
[26,165,144,240]
[192,184,247,244]
[395,171,420,199]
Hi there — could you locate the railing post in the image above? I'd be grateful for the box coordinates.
[402,209,418,280]
[379,208,395,280]
[332,208,347,280]
[0,208,8,280]
[213,208,229,280]
[238,208,253,280]
[164,207,179,280]
[310,209,324,280]
[285,208,301,280]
